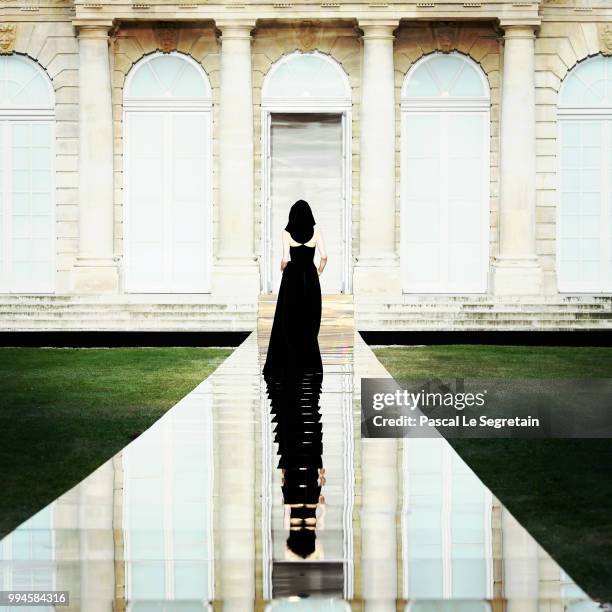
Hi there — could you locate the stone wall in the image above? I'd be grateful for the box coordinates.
[4,13,612,298]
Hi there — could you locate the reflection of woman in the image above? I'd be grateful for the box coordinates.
[263,199,327,377]
[263,200,328,561]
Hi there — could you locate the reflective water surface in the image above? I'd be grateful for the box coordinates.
[0,297,600,611]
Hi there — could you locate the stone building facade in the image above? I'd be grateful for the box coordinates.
[0,0,611,331]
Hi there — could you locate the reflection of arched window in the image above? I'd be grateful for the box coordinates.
[0,55,55,293]
[560,570,602,612]
[0,506,55,591]
[123,380,214,607]
[402,439,493,602]
[558,55,612,292]
[262,51,351,106]
[123,52,212,293]
[401,52,490,293]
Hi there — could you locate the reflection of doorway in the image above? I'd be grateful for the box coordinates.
[264,113,349,294]
[260,369,355,601]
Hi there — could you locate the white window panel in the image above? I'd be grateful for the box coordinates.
[558,55,612,293]
[401,112,489,293]
[558,120,610,292]
[0,120,55,293]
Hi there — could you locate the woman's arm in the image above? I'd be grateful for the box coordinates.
[316,228,328,276]
[281,230,290,271]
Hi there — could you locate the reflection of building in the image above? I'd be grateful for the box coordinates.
[0,330,599,610]
[0,4,612,330]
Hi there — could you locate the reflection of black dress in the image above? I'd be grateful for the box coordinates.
[263,241,324,511]
[263,243,323,376]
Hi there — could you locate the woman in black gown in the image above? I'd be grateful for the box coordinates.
[263,199,328,560]
[263,199,327,377]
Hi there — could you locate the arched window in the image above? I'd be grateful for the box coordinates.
[401,52,490,293]
[262,51,351,107]
[0,55,55,293]
[558,55,612,292]
[402,52,488,100]
[123,52,213,293]
[124,53,211,101]
[559,54,612,108]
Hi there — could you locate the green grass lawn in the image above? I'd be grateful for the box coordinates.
[0,346,232,538]
[374,344,612,604]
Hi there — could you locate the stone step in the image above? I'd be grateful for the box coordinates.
[357,318,612,330]
[0,309,256,319]
[0,320,255,331]
[394,295,612,303]
[0,303,257,313]
[356,303,611,313]
[0,317,257,327]
[356,311,611,321]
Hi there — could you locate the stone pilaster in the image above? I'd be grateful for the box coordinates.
[74,22,118,294]
[501,507,540,611]
[213,20,260,298]
[361,438,398,609]
[353,20,401,297]
[492,22,542,295]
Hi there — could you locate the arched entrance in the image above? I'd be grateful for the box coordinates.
[123,52,213,293]
[261,51,352,294]
[0,55,55,293]
[401,52,490,293]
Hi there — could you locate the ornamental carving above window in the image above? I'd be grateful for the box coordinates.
[0,24,16,55]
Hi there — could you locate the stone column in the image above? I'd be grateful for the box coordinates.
[77,460,116,607]
[492,22,542,295]
[74,22,118,294]
[213,20,259,298]
[354,20,401,297]
[214,354,257,611]
[361,438,398,611]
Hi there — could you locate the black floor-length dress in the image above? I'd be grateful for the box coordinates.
[263,243,323,377]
